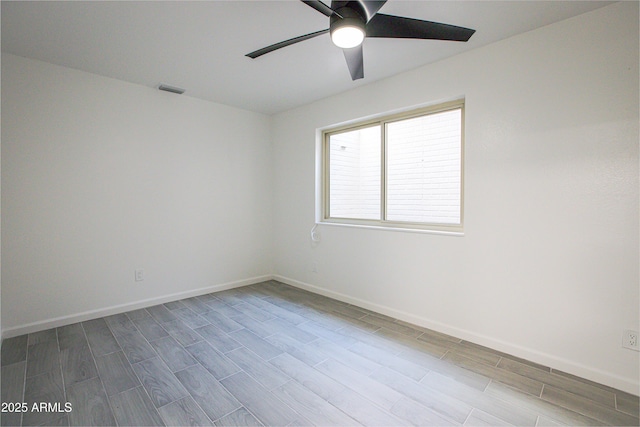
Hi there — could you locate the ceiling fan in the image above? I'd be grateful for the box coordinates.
[246,0,475,80]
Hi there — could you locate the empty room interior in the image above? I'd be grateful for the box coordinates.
[1,1,638,426]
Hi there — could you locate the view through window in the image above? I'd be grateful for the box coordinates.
[323,101,463,232]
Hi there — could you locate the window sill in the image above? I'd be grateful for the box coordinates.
[317,221,464,237]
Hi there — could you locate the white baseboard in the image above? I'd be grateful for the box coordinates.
[274,274,639,396]
[1,274,272,339]
[3,272,637,395]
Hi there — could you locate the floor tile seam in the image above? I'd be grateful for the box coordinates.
[107,385,154,427]
[17,343,30,427]
[498,354,551,375]
[306,358,408,420]
[536,366,617,401]
[247,371,316,424]
[471,405,524,426]
[497,360,620,409]
[445,349,545,396]
[106,311,145,342]
[350,309,369,321]
[440,348,451,361]
[324,399,367,427]
[389,391,450,425]
[52,328,67,407]
[392,317,430,331]
[173,361,242,420]
[613,388,640,402]
[219,370,304,427]
[127,354,185,425]
[544,380,634,418]
[366,320,425,339]
[76,323,120,427]
[104,381,140,399]
[232,361,289,392]
[326,385,405,426]
[62,369,102,392]
[235,405,267,427]
[460,407,477,426]
[473,378,549,426]
[540,383,639,425]
[488,379,610,427]
[549,367,635,400]
[358,332,404,357]
[114,312,167,358]
[89,348,123,360]
[267,356,345,404]
[316,356,405,404]
[162,301,184,311]
[309,354,331,369]
[371,326,424,347]
[151,390,191,411]
[613,396,640,418]
[139,314,175,342]
[381,366,482,423]
[167,359,200,374]
[24,341,59,379]
[260,329,279,341]
[1,357,28,369]
[74,376,119,427]
[210,405,253,426]
[447,343,503,368]
[334,322,379,339]
[215,365,243,383]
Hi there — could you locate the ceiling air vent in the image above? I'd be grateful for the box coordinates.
[158,84,185,95]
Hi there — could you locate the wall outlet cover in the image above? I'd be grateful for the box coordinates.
[623,330,639,351]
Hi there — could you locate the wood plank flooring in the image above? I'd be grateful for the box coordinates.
[1,280,638,426]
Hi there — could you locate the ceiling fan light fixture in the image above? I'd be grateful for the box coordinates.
[330,7,366,49]
[331,24,365,48]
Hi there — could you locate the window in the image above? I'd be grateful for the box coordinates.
[322,100,464,233]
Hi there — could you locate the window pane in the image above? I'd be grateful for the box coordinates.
[386,109,461,224]
[328,126,381,220]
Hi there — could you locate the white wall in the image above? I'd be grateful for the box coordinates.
[1,54,273,334]
[2,1,638,395]
[271,2,639,393]
[0,17,3,347]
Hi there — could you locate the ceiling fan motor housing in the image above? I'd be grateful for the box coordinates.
[330,5,366,38]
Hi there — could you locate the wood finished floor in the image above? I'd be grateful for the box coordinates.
[1,280,638,426]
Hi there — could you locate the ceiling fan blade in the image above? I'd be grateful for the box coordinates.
[366,13,475,42]
[343,45,364,80]
[301,0,336,17]
[331,1,349,11]
[246,29,329,59]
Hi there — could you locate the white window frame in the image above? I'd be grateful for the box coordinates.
[319,100,465,234]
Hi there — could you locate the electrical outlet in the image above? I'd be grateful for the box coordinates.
[623,330,639,351]
[311,262,318,273]
[135,269,144,282]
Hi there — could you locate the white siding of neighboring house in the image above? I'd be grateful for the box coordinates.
[329,126,381,219]
[387,109,461,224]
[328,108,461,224]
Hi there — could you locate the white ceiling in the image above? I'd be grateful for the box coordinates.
[2,1,612,115]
